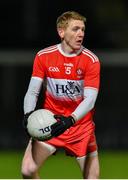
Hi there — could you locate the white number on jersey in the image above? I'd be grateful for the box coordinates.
[65,67,71,74]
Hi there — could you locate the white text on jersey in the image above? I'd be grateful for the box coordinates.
[48,67,60,72]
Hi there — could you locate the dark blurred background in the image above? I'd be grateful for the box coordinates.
[0,0,128,150]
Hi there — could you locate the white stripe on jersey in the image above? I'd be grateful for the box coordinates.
[84,86,99,91]
[82,48,99,63]
[47,77,84,101]
[38,45,58,56]
[32,76,43,81]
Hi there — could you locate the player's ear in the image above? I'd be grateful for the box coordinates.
[57,28,65,39]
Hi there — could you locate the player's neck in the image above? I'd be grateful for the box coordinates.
[58,43,83,57]
[60,42,79,55]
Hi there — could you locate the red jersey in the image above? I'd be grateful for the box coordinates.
[32,44,100,156]
[32,44,100,117]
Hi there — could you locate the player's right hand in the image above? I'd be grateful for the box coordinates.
[23,111,34,135]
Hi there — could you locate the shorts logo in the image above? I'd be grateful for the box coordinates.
[48,67,60,72]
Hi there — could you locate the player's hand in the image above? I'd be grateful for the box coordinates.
[51,115,75,137]
[23,111,34,135]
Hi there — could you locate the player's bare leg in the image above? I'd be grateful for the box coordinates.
[21,139,56,179]
[76,152,100,179]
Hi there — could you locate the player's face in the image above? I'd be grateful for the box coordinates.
[58,20,85,53]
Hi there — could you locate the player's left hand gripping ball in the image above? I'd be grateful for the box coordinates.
[51,115,75,137]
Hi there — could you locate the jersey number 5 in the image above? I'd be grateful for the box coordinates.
[65,67,71,74]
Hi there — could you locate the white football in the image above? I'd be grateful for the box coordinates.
[27,109,57,141]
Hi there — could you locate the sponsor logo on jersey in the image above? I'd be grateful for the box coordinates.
[48,67,60,72]
[55,81,82,98]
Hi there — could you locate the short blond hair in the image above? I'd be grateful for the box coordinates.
[56,11,86,29]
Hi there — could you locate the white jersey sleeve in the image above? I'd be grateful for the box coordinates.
[24,77,43,114]
[72,88,98,121]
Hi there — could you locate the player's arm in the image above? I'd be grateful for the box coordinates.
[23,77,43,128]
[71,87,98,120]
[24,77,43,114]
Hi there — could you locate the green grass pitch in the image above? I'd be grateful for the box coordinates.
[0,150,128,179]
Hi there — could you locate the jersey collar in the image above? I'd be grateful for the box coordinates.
[57,44,83,57]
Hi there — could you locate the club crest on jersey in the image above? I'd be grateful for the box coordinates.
[76,68,84,78]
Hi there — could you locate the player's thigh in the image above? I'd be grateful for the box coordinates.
[22,139,56,170]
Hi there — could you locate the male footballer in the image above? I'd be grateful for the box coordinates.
[21,11,100,179]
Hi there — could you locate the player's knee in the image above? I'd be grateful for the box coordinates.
[21,167,32,178]
[21,163,37,178]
